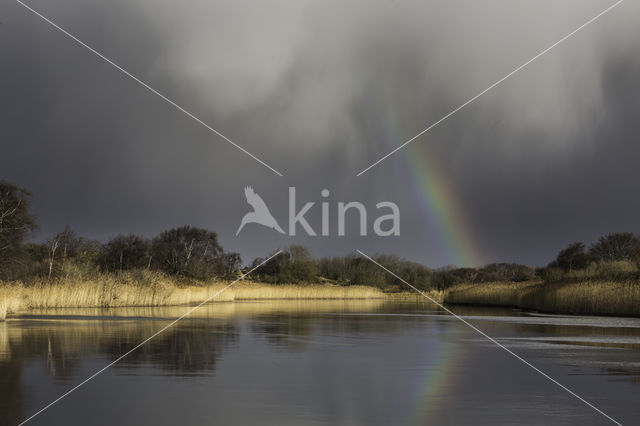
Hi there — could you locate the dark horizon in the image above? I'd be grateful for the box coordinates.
[11,192,639,270]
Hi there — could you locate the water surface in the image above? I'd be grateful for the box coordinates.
[2,300,639,425]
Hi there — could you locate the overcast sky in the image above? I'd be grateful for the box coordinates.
[1,0,639,267]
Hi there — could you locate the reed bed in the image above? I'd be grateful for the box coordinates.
[385,290,444,303]
[0,276,229,319]
[232,281,384,300]
[444,280,640,316]
[25,280,234,309]
[0,276,385,320]
[0,283,24,321]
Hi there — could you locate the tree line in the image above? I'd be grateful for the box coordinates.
[1,179,639,289]
[549,233,640,270]
[542,233,640,283]
[0,180,241,281]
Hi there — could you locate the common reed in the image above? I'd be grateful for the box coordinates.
[385,290,444,303]
[0,274,385,320]
[444,280,640,316]
[0,283,24,320]
[232,281,384,300]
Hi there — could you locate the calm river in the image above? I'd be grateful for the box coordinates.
[1,299,639,425]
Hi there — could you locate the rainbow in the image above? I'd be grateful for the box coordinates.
[370,111,482,267]
[404,143,482,267]
[402,320,465,424]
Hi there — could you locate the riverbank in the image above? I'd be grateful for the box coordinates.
[3,276,639,320]
[0,276,385,320]
[444,280,640,317]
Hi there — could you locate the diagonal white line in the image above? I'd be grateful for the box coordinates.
[15,0,284,177]
[356,0,624,176]
[356,249,623,426]
[17,250,283,426]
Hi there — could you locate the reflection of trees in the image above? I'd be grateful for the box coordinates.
[1,324,24,426]
[2,320,238,377]
[107,321,238,375]
[0,318,238,425]
[0,360,24,426]
[1,323,87,383]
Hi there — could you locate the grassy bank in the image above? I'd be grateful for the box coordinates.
[0,274,385,320]
[444,280,640,317]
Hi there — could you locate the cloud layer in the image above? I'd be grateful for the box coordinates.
[1,0,639,266]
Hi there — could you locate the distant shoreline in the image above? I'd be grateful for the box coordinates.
[2,278,639,320]
[443,280,640,318]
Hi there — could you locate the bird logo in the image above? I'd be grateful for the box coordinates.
[236,186,286,235]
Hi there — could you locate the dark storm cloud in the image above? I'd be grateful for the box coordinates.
[1,0,639,267]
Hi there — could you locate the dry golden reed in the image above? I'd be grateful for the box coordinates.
[0,275,384,319]
[232,281,384,300]
[444,280,640,316]
[385,290,444,303]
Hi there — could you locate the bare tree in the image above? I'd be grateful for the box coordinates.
[47,237,59,279]
[44,227,83,279]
